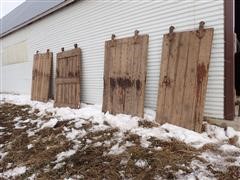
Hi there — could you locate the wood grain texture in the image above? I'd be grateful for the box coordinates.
[31,51,53,102]
[54,48,81,108]
[102,34,149,117]
[156,28,214,132]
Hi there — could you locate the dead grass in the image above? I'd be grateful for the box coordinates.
[0,103,240,179]
[138,120,158,128]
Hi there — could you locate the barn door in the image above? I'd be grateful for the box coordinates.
[54,45,81,108]
[102,31,149,117]
[31,50,53,102]
[156,22,214,132]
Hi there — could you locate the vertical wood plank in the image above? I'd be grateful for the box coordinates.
[156,35,171,123]
[31,51,53,102]
[54,48,81,108]
[102,34,149,117]
[194,29,214,131]
[156,27,214,132]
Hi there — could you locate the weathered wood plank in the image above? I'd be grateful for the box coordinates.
[54,47,81,108]
[171,32,191,127]
[180,31,201,130]
[31,51,53,102]
[102,33,149,117]
[194,28,214,131]
[156,34,171,123]
[156,24,214,132]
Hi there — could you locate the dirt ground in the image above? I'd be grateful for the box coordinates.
[0,103,240,180]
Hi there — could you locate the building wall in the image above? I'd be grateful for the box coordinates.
[0,0,224,119]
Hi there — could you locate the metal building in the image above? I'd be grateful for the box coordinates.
[0,0,237,120]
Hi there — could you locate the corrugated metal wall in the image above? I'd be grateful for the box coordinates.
[0,0,224,119]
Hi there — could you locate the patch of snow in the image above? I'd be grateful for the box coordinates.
[105,113,139,131]
[14,123,26,129]
[185,160,216,180]
[0,166,27,178]
[205,124,228,141]
[55,149,76,163]
[219,144,240,153]
[53,162,66,169]
[66,128,86,141]
[64,175,84,180]
[41,118,58,129]
[154,146,162,151]
[93,142,102,147]
[26,129,36,137]
[162,124,216,148]
[54,105,102,121]
[199,151,237,172]
[108,143,126,155]
[125,141,134,147]
[144,108,156,122]
[120,158,129,165]
[226,127,239,138]
[74,120,84,128]
[140,137,151,148]
[13,117,21,122]
[27,144,33,149]
[0,127,5,130]
[6,163,12,169]
[0,151,8,161]
[135,159,148,168]
[27,173,36,180]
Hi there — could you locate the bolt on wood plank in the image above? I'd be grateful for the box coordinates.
[102,32,149,117]
[54,46,81,108]
[31,51,53,102]
[156,23,214,132]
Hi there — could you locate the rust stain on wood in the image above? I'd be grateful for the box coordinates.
[156,27,214,132]
[102,34,149,117]
[54,47,81,108]
[31,51,53,102]
[197,63,207,84]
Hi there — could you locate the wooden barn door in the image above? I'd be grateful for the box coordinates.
[54,45,81,108]
[156,22,214,132]
[31,50,53,102]
[102,31,149,117]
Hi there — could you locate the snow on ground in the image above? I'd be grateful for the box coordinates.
[1,94,240,179]
[2,94,239,149]
[55,149,77,163]
[0,166,27,179]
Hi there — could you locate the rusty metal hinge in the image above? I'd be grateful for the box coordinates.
[167,26,175,41]
[134,30,139,44]
[111,34,116,47]
[196,21,206,39]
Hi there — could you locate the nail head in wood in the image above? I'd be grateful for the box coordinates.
[47,49,50,53]
[61,47,64,52]
[36,50,39,54]
[74,44,78,48]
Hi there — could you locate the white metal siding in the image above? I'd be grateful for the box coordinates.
[0,0,224,119]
